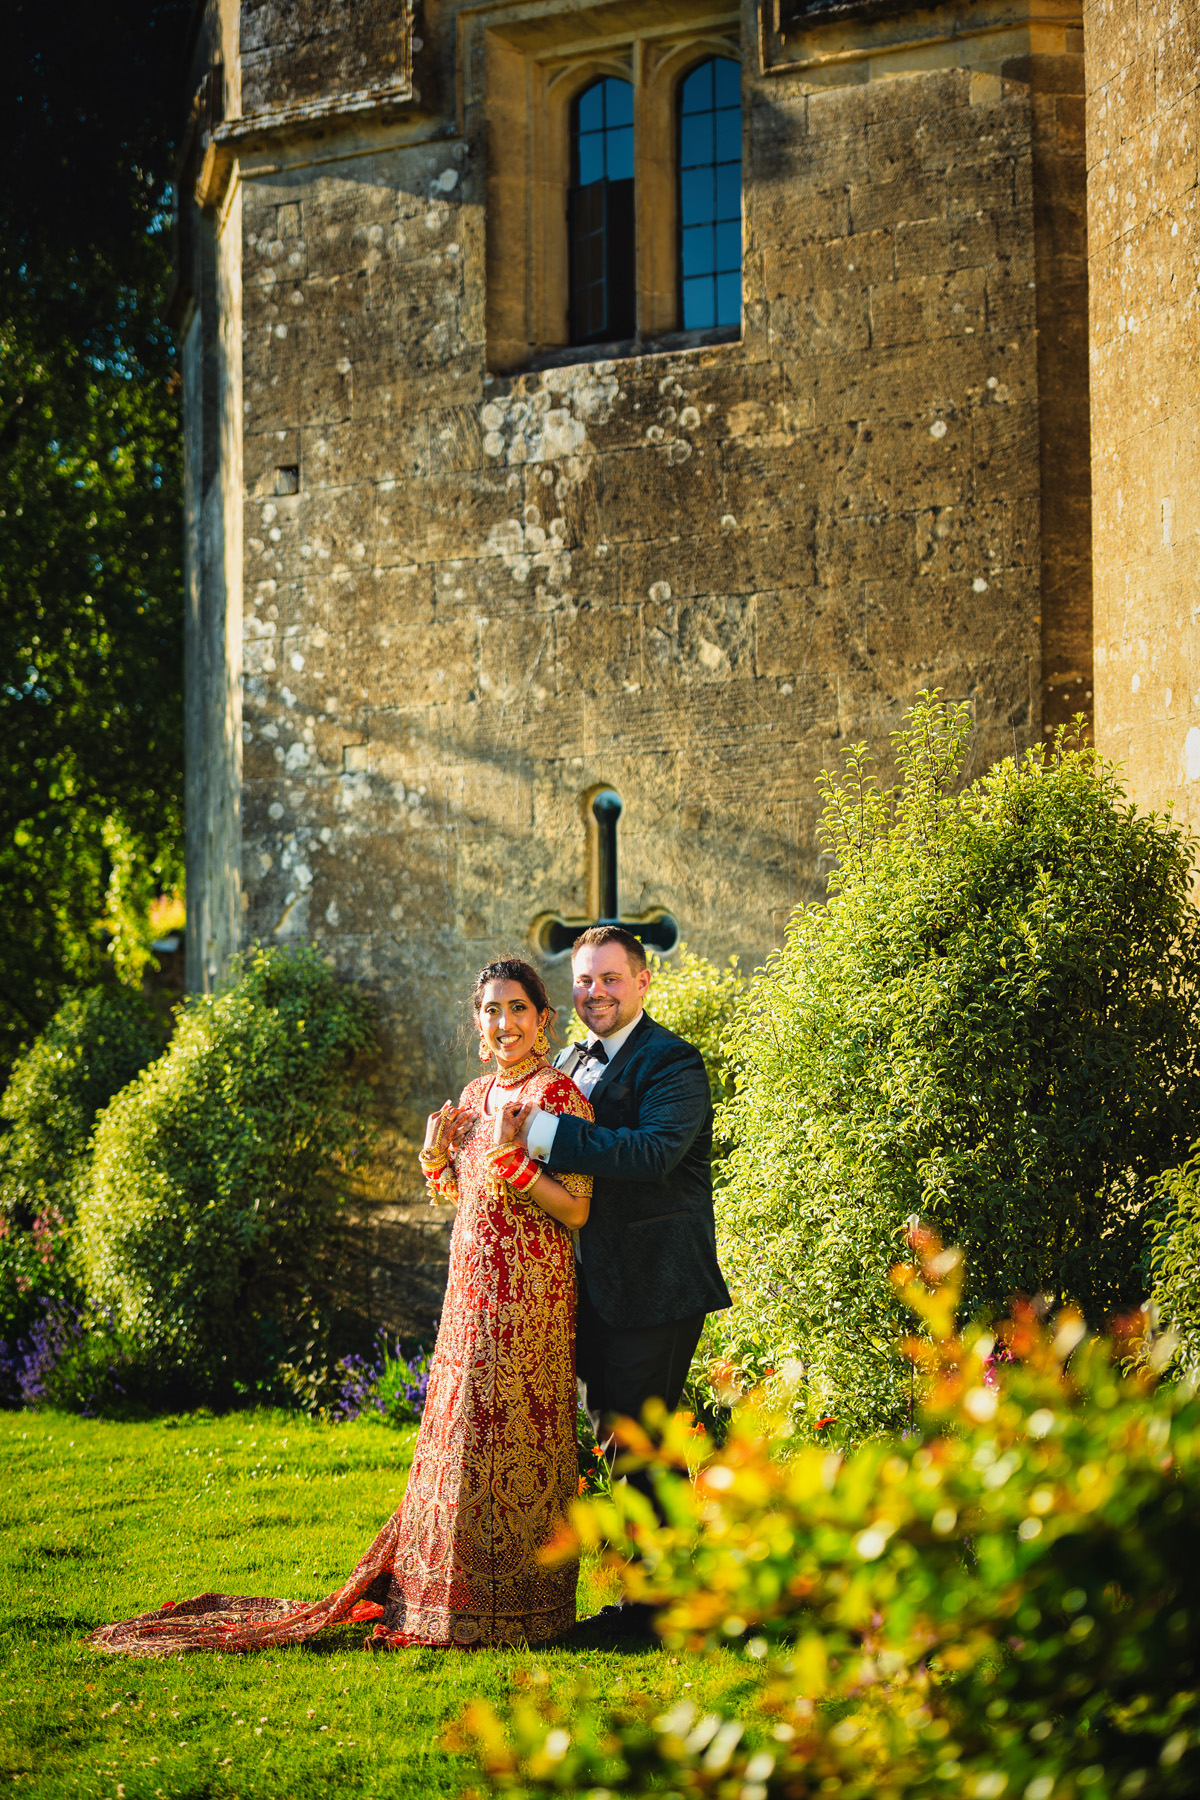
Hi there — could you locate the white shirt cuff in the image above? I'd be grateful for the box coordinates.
[525,1107,560,1164]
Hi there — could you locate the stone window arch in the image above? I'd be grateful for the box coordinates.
[480,11,741,372]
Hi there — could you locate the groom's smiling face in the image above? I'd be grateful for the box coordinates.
[572,942,651,1039]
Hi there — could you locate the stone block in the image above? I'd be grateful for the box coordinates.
[553,604,644,695]
[984,264,1039,333]
[597,443,722,544]
[245,429,301,497]
[617,522,814,603]
[768,287,871,358]
[848,171,947,237]
[767,231,896,301]
[722,435,820,531]
[376,467,522,566]
[745,181,852,251]
[971,402,1042,503]
[869,266,988,347]
[755,585,866,679]
[816,510,919,588]
[348,616,480,709]
[474,611,557,703]
[644,593,756,686]
[310,563,437,635]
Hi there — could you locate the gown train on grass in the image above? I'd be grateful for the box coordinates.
[88,1055,592,1657]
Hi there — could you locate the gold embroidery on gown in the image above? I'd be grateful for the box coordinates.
[86,1057,593,1656]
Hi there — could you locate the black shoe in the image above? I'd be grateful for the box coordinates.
[577,1602,656,1640]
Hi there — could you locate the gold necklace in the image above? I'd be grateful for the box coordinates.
[491,1050,547,1087]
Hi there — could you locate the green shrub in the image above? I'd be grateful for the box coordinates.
[0,983,159,1222]
[709,695,1200,1438]
[459,1242,1200,1800]
[78,946,375,1400]
[326,1330,433,1426]
[646,942,744,1106]
[9,1301,150,1416]
[0,984,159,1346]
[1148,1146,1200,1378]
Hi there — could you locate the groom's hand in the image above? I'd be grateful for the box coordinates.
[492,1101,537,1147]
[510,1101,536,1146]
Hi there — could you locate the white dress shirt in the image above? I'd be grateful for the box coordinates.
[525,1010,644,1164]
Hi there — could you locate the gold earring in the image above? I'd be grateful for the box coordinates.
[478,1034,492,1063]
[534,1028,549,1056]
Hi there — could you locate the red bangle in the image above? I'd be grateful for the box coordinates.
[489,1144,539,1191]
[508,1151,539,1192]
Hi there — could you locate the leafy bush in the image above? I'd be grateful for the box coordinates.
[78,946,375,1401]
[458,1241,1200,1800]
[1148,1146,1200,1378]
[710,695,1200,1438]
[646,942,745,1106]
[0,983,159,1349]
[0,982,159,1221]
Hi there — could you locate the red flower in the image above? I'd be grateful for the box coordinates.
[814,1416,836,1430]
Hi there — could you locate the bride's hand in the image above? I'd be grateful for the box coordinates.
[448,1106,475,1150]
[424,1102,471,1157]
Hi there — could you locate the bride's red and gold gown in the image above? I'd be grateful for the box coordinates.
[88,1052,592,1656]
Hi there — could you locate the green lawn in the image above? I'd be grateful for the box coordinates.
[0,1408,748,1799]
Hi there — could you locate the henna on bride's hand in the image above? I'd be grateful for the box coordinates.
[423,1100,456,1155]
[448,1107,475,1150]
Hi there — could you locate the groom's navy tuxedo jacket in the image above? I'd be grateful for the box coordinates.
[551,1013,732,1331]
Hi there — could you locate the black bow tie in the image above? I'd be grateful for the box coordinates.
[580,1041,609,1067]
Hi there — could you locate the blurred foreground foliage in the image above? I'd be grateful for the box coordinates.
[457,1238,1199,1800]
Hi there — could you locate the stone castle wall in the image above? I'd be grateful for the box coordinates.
[180,0,1092,1331]
[1085,0,1200,832]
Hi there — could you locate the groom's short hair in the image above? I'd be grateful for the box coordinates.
[572,924,647,973]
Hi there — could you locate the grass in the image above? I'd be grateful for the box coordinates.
[0,1407,752,1799]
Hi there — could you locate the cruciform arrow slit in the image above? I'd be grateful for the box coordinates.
[532,787,679,959]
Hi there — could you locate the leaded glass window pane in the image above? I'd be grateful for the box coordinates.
[569,77,636,345]
[677,57,742,331]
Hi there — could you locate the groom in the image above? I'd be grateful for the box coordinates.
[519,923,732,1485]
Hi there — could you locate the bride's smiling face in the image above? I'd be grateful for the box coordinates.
[477,979,547,1067]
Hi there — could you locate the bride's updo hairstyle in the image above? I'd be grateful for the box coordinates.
[471,957,558,1040]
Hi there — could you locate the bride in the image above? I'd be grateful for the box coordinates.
[89,957,593,1655]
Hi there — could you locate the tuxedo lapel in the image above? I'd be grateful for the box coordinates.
[555,1043,587,1080]
[587,1011,654,1110]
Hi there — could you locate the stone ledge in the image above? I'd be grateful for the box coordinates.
[195,79,419,209]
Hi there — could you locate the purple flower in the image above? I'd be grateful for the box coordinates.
[329,1328,431,1425]
[16,1302,83,1407]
